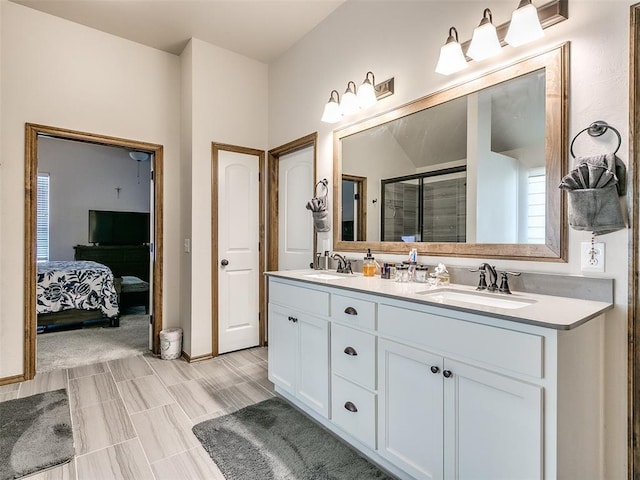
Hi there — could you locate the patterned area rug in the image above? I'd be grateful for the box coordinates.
[0,389,74,480]
[193,396,394,480]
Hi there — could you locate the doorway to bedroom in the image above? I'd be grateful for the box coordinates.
[24,124,164,379]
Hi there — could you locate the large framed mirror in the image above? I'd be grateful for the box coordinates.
[333,43,568,261]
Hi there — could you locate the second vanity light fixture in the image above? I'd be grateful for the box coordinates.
[435,0,560,76]
[321,71,394,123]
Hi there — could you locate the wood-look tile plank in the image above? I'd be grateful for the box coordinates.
[18,370,67,398]
[247,346,268,362]
[131,403,200,463]
[0,391,19,402]
[145,355,202,386]
[0,382,20,393]
[220,348,264,369]
[108,356,153,382]
[167,378,232,420]
[27,459,75,480]
[76,438,154,480]
[68,372,119,410]
[151,446,225,480]
[118,374,173,414]
[72,399,137,455]
[68,362,108,380]
[213,380,274,411]
[192,358,243,390]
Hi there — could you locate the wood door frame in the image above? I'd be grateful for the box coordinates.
[629,4,640,479]
[341,174,367,241]
[23,123,164,381]
[267,132,318,273]
[211,142,265,357]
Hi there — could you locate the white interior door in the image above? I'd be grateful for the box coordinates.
[217,149,260,354]
[278,147,314,270]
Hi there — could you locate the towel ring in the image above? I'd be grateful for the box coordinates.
[315,178,328,197]
[570,121,622,158]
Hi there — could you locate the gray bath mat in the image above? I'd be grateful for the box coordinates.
[0,389,74,480]
[192,396,393,479]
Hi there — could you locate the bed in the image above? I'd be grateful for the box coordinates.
[37,260,120,329]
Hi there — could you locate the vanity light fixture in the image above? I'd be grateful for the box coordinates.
[505,0,544,47]
[321,90,342,124]
[435,27,468,75]
[321,73,394,123]
[339,81,360,116]
[357,72,378,109]
[467,8,502,62]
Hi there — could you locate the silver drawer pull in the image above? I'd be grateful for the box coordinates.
[344,306,358,316]
[344,401,358,413]
[343,346,358,356]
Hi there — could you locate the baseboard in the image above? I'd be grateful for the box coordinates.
[182,351,213,363]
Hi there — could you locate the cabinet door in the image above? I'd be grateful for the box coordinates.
[297,313,329,417]
[443,359,543,480]
[267,304,297,394]
[378,339,444,480]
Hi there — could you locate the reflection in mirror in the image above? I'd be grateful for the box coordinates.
[333,44,567,261]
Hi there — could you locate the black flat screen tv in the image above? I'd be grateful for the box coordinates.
[88,210,150,245]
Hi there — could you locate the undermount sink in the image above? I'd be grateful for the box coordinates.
[416,288,537,310]
[304,273,346,280]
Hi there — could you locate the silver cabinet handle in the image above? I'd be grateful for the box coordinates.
[344,401,358,413]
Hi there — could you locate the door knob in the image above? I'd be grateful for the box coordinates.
[221,259,229,266]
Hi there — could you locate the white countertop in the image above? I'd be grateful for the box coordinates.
[265,269,613,330]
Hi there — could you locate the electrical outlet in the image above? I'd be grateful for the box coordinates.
[184,238,191,253]
[581,241,605,273]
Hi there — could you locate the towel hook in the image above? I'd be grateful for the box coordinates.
[570,121,622,158]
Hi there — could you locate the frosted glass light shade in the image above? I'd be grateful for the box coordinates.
[505,1,544,47]
[339,82,359,116]
[357,79,377,109]
[467,9,502,62]
[435,34,468,75]
[321,90,341,123]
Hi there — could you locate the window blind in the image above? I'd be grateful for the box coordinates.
[37,174,50,262]
[527,168,545,244]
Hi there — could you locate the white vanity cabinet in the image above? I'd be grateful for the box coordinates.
[266,273,607,480]
[267,280,330,417]
[378,338,542,480]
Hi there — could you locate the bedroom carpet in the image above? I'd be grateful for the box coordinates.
[37,311,148,373]
[0,389,74,480]
[192,396,394,480]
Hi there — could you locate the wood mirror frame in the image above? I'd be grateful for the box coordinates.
[333,43,569,261]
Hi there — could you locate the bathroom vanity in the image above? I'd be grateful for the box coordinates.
[265,270,613,480]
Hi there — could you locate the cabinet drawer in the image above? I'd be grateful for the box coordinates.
[378,304,543,378]
[331,375,376,449]
[331,294,376,330]
[269,280,329,317]
[331,324,376,390]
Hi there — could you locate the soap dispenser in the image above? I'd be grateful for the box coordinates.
[363,249,376,277]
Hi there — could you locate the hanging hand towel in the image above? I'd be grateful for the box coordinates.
[559,153,625,235]
[306,181,330,232]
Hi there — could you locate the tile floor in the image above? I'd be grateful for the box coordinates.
[0,347,273,479]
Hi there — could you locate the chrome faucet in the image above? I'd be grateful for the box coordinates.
[479,263,498,292]
[332,253,352,274]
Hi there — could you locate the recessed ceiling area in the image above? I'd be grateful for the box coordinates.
[9,0,346,62]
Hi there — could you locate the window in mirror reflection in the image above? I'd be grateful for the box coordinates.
[341,68,546,245]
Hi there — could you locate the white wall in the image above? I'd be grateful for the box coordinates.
[0,1,182,376]
[185,38,268,358]
[269,1,633,477]
[38,137,151,260]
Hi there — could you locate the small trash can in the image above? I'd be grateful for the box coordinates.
[160,328,182,360]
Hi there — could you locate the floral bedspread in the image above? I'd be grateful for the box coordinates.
[37,261,119,318]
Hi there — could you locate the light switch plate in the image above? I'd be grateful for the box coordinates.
[184,238,191,253]
[581,241,605,272]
